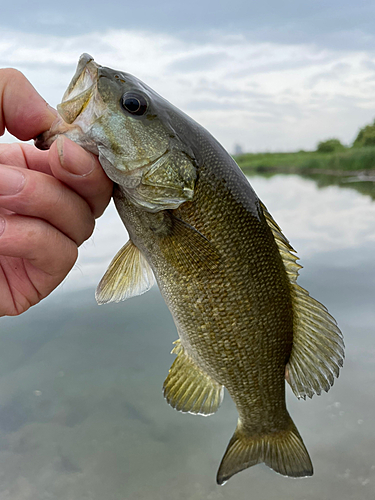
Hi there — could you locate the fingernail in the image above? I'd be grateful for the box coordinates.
[57,135,96,176]
[0,216,4,236]
[0,166,26,195]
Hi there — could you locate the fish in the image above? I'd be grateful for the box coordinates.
[35,54,344,484]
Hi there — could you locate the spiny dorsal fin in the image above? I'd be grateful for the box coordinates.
[95,240,154,305]
[260,201,344,400]
[163,340,224,416]
[260,201,302,282]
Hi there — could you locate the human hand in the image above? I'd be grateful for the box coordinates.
[0,69,113,316]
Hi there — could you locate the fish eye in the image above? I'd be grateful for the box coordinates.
[121,93,147,116]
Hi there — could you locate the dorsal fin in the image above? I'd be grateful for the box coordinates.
[261,201,344,399]
[95,240,154,305]
[260,201,302,282]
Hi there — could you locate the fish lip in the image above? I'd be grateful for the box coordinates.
[61,53,99,104]
[34,55,100,150]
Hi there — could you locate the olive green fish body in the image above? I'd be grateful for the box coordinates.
[115,132,293,420]
[35,54,344,484]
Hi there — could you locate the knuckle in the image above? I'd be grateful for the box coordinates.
[0,144,35,175]
[44,224,78,275]
[0,68,25,84]
[80,215,95,244]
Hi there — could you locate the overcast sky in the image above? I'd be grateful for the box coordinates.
[1,1,375,152]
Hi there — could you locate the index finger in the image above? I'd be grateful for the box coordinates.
[0,68,57,141]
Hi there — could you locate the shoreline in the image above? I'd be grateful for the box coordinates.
[234,146,375,177]
[241,166,375,180]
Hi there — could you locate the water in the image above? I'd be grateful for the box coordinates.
[0,174,374,499]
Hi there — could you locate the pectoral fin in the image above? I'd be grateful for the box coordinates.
[158,214,220,274]
[95,240,154,305]
[163,340,224,416]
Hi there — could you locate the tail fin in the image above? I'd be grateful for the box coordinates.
[217,415,313,485]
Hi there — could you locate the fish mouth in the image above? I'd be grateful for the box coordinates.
[35,53,100,150]
[57,53,99,124]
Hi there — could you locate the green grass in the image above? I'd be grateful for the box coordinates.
[234,146,375,173]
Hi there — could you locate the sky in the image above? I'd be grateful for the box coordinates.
[1,1,375,152]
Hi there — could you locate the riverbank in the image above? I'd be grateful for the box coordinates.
[235,146,375,175]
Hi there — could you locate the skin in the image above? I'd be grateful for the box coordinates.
[0,69,113,316]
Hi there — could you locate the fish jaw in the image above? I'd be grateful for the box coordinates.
[61,53,97,107]
[35,54,171,168]
[35,54,105,154]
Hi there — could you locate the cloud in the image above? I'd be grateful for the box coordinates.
[3,0,375,52]
[167,52,229,72]
[1,28,375,152]
[307,62,352,88]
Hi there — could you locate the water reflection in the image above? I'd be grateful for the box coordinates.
[0,174,374,499]
[304,172,375,201]
[257,168,375,201]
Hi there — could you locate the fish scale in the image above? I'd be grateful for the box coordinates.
[35,53,344,485]
[119,140,294,425]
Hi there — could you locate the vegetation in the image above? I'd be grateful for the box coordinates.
[233,119,375,201]
[353,120,375,148]
[235,146,375,173]
[235,119,375,174]
[316,138,346,153]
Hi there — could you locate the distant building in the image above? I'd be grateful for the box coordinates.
[233,143,244,155]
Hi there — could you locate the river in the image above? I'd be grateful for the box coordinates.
[0,174,374,499]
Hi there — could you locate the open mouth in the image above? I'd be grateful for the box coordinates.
[34,54,100,151]
[57,54,99,124]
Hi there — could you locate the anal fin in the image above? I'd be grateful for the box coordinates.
[163,340,224,416]
[95,240,154,305]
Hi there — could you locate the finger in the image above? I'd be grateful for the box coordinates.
[0,143,52,175]
[0,257,38,316]
[0,68,57,140]
[0,164,95,246]
[0,213,78,286]
[48,136,113,218]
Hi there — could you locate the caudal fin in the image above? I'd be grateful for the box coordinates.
[217,415,313,485]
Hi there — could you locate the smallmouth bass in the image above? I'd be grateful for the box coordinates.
[36,54,344,484]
